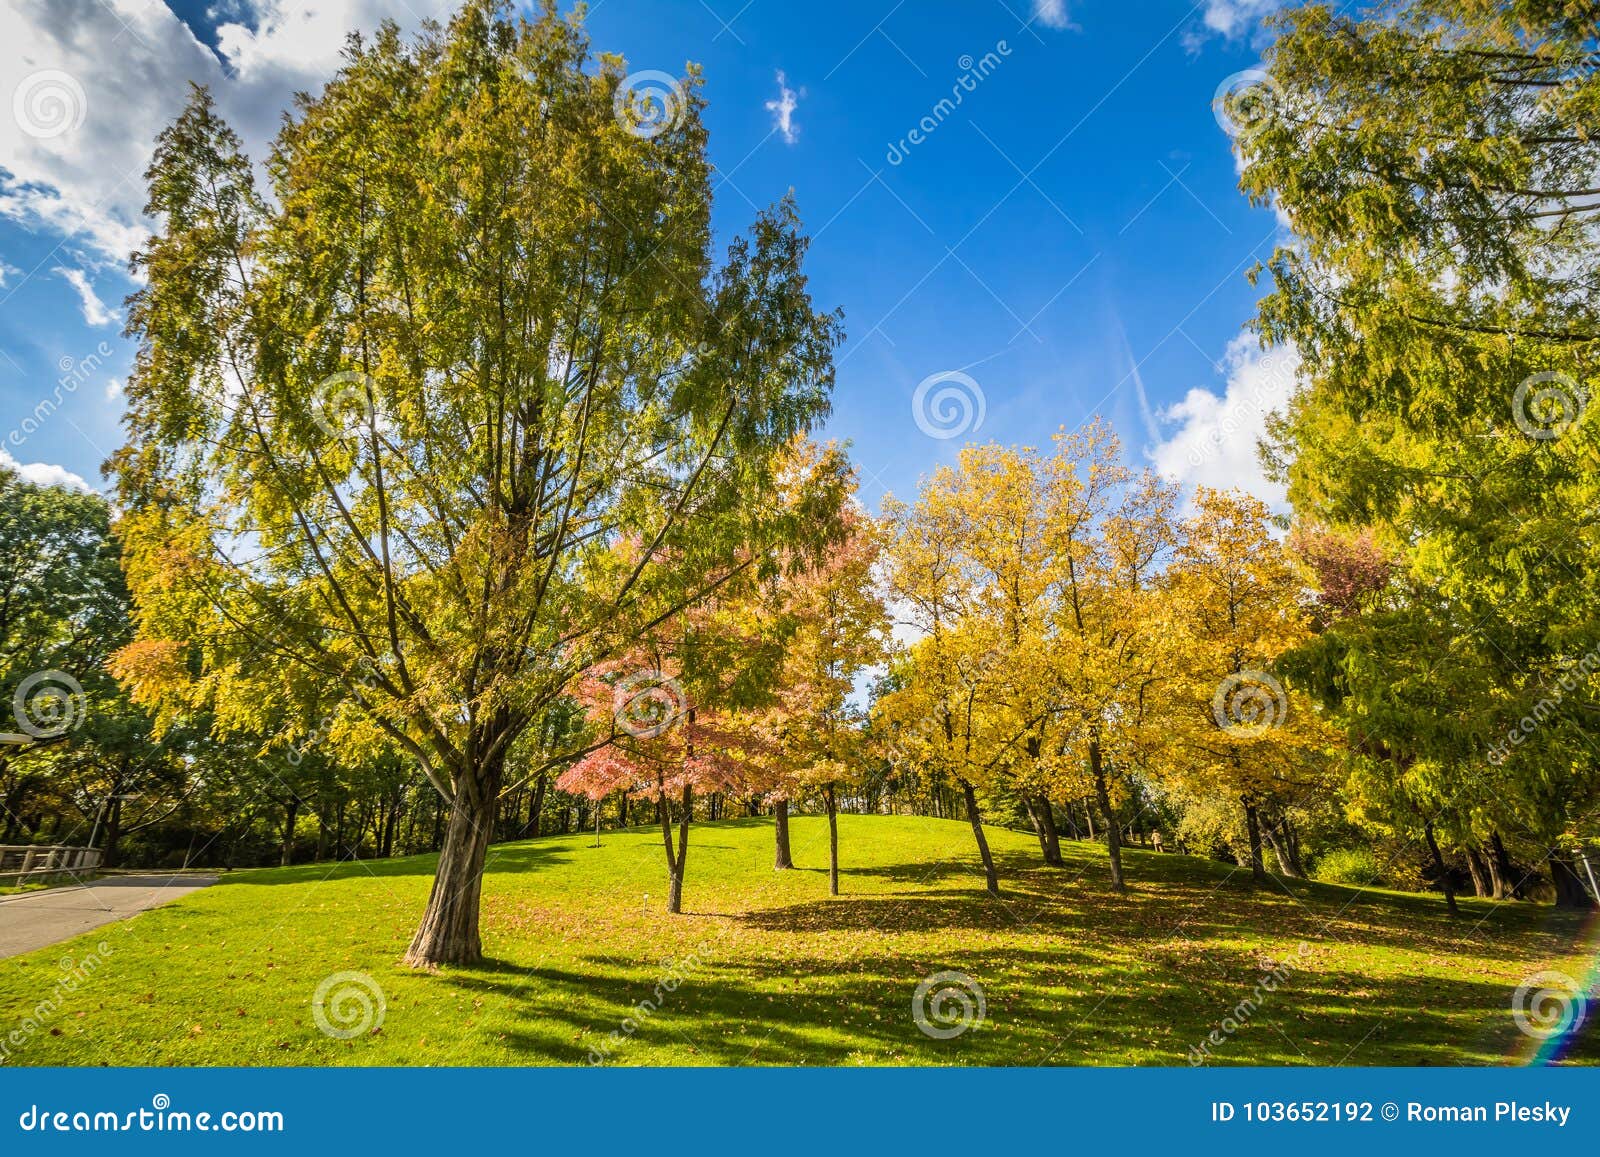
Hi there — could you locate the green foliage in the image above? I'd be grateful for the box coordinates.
[109,0,844,959]
[1243,0,1600,889]
[1313,847,1384,888]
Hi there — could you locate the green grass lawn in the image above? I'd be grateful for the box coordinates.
[0,880,56,896]
[1,814,1594,1066]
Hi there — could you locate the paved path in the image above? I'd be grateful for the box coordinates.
[0,874,215,959]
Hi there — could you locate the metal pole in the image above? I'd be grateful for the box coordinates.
[1579,849,1599,902]
[86,795,107,853]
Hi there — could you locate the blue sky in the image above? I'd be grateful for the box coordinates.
[0,0,1297,510]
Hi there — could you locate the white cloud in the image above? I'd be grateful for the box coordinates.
[0,259,19,287]
[764,71,800,145]
[52,266,117,326]
[1190,0,1284,45]
[1146,333,1300,508]
[1032,0,1076,30]
[0,0,458,265]
[0,446,91,491]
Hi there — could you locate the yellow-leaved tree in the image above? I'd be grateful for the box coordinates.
[1164,488,1336,885]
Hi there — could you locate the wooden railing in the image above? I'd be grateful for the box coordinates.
[0,845,102,886]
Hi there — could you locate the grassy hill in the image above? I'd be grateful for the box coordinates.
[1,814,1594,1066]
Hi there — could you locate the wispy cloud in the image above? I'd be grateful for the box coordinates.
[1032,0,1076,30]
[52,266,117,327]
[1186,0,1285,49]
[765,71,801,145]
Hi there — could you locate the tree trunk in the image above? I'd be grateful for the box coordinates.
[280,798,299,867]
[773,798,794,869]
[1423,820,1460,917]
[1549,850,1597,909]
[1241,797,1267,884]
[101,795,123,870]
[1464,844,1493,898]
[1083,798,1095,840]
[1060,801,1081,840]
[383,799,399,857]
[1489,831,1518,899]
[1262,820,1293,876]
[1026,794,1064,866]
[825,783,839,896]
[524,770,547,838]
[617,793,629,827]
[661,782,692,914]
[404,755,503,967]
[960,779,1000,896]
[1281,812,1306,876]
[1089,741,1124,893]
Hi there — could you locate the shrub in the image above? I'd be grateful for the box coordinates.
[1313,847,1383,887]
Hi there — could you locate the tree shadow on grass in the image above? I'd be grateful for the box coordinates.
[430,940,1574,1067]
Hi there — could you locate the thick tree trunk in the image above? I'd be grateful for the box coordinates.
[825,784,839,896]
[773,798,794,869]
[1464,844,1493,898]
[960,780,1000,896]
[1089,741,1124,893]
[405,757,503,967]
[1549,851,1597,909]
[280,798,298,867]
[617,793,629,827]
[1423,820,1460,917]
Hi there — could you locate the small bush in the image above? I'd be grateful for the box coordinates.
[1314,847,1383,887]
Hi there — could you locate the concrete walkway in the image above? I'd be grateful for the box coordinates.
[0,874,215,959]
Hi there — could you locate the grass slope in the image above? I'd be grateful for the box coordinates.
[0,814,1594,1066]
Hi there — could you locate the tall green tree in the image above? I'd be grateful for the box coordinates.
[0,468,132,840]
[112,1,842,963]
[1243,0,1600,906]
